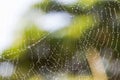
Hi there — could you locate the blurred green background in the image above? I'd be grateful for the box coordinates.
[0,0,120,80]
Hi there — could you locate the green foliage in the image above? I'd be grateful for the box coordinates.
[2,26,47,60]
[64,15,98,38]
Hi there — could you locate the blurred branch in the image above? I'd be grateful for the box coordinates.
[86,48,108,80]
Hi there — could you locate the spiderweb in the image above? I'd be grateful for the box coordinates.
[0,0,120,80]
